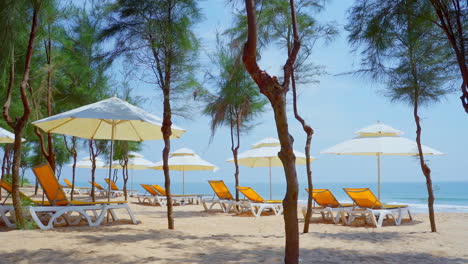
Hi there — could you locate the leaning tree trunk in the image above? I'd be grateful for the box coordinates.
[413,97,436,232]
[2,4,40,229]
[291,71,314,233]
[429,0,468,114]
[243,0,301,262]
[34,32,55,171]
[162,85,174,230]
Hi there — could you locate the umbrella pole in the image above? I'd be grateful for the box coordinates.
[108,123,115,203]
[377,154,381,200]
[269,158,272,200]
[182,170,185,195]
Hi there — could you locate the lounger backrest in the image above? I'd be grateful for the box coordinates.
[152,185,166,196]
[208,180,233,200]
[343,188,382,209]
[306,188,340,207]
[89,181,105,190]
[0,180,34,203]
[141,184,159,196]
[105,178,120,191]
[33,164,69,206]
[237,186,264,202]
[63,179,73,188]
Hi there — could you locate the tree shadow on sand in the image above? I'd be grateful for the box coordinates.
[1,242,466,264]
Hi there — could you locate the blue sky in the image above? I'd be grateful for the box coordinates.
[52,0,467,187]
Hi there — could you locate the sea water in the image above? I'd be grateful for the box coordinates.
[72,178,468,213]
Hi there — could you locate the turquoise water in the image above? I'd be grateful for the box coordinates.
[72,178,468,213]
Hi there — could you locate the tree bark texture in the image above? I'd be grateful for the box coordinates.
[229,114,241,201]
[414,97,437,232]
[242,0,301,262]
[291,71,314,233]
[89,140,97,202]
[2,4,40,229]
[162,85,174,229]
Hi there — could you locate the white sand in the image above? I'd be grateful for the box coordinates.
[1,194,467,263]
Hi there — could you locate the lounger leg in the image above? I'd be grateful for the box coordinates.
[123,204,138,224]
[407,208,413,221]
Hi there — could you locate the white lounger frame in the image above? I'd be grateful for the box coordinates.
[232,201,283,217]
[344,207,412,228]
[1,203,137,230]
[138,194,200,206]
[201,197,236,212]
[301,206,356,224]
[29,203,137,230]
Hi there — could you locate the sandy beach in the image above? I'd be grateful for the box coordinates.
[1,191,467,264]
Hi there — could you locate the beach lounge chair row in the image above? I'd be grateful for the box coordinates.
[201,180,412,227]
[302,188,412,228]
[202,180,283,217]
[137,184,202,206]
[62,178,135,198]
[0,163,137,230]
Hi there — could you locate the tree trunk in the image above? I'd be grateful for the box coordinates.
[413,99,436,232]
[89,140,96,202]
[429,0,468,113]
[123,157,129,201]
[242,0,301,262]
[291,71,314,233]
[229,117,241,202]
[2,4,40,229]
[11,132,26,227]
[71,152,77,201]
[162,86,174,229]
[34,32,55,171]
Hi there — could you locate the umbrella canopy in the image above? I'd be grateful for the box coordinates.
[33,97,185,201]
[227,137,316,199]
[150,148,217,194]
[321,122,443,199]
[112,156,156,170]
[111,153,157,191]
[69,157,108,169]
[0,127,25,143]
[32,97,185,141]
[128,151,144,158]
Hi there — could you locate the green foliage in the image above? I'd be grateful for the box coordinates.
[203,35,267,137]
[346,0,455,106]
[101,0,202,114]
[225,0,336,83]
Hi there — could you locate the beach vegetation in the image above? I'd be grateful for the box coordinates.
[203,34,267,202]
[101,0,202,230]
[347,0,455,232]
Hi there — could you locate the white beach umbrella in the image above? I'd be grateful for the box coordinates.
[150,148,217,194]
[111,153,157,191]
[32,97,185,200]
[321,122,443,199]
[0,127,25,143]
[226,137,316,199]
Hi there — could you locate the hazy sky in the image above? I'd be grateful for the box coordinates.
[51,0,467,187]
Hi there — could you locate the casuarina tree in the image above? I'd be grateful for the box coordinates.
[347,0,454,232]
[242,0,302,262]
[101,0,201,229]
